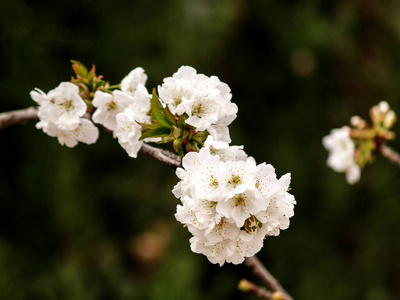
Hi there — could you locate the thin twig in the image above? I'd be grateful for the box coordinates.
[379,144,400,168]
[0,107,182,168]
[238,279,273,299]
[140,143,181,169]
[244,256,293,300]
[0,107,39,130]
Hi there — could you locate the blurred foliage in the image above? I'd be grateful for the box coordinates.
[1,0,400,299]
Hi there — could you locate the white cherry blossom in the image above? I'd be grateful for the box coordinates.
[216,189,267,227]
[31,82,87,130]
[121,67,147,95]
[203,217,240,243]
[92,90,134,131]
[114,84,152,158]
[225,231,264,265]
[36,118,99,148]
[322,126,361,184]
[158,66,198,115]
[182,92,220,131]
[203,136,247,162]
[114,111,143,158]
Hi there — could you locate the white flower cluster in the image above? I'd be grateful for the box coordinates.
[114,83,153,158]
[30,67,153,156]
[30,82,99,147]
[158,66,238,143]
[322,126,360,184]
[370,101,397,129]
[92,67,154,158]
[173,136,295,266]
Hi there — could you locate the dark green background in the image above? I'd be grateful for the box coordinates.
[1,0,400,299]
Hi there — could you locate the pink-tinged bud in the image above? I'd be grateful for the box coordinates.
[378,101,390,114]
[370,106,381,124]
[350,116,367,129]
[383,110,396,129]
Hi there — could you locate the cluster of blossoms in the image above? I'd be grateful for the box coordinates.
[93,68,155,158]
[30,82,99,147]
[158,66,237,143]
[173,136,295,265]
[30,66,153,155]
[30,65,238,157]
[30,63,296,265]
[323,101,397,184]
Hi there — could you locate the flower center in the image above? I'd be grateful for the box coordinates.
[209,176,219,188]
[208,201,217,208]
[229,175,241,187]
[62,99,74,111]
[173,97,182,106]
[209,146,218,155]
[244,215,262,233]
[233,195,245,207]
[107,100,118,110]
[192,103,205,117]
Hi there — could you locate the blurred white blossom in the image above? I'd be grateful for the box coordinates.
[322,126,360,184]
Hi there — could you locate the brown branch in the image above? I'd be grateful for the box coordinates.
[140,143,181,169]
[238,279,273,299]
[0,107,39,130]
[379,144,400,168]
[0,107,182,168]
[244,256,293,300]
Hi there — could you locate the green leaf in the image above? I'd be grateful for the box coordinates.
[96,80,106,89]
[160,136,175,143]
[164,105,177,126]
[151,88,171,128]
[173,139,185,157]
[186,141,195,152]
[71,60,88,77]
[70,60,87,68]
[177,148,184,157]
[139,126,171,141]
[88,64,96,86]
[191,130,208,143]
[173,126,182,139]
[177,114,186,128]
[137,121,157,130]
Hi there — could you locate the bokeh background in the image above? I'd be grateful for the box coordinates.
[1,0,400,299]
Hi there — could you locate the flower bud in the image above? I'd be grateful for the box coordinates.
[272,291,286,300]
[238,279,253,292]
[383,110,396,129]
[378,101,390,114]
[350,116,367,129]
[369,105,381,124]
